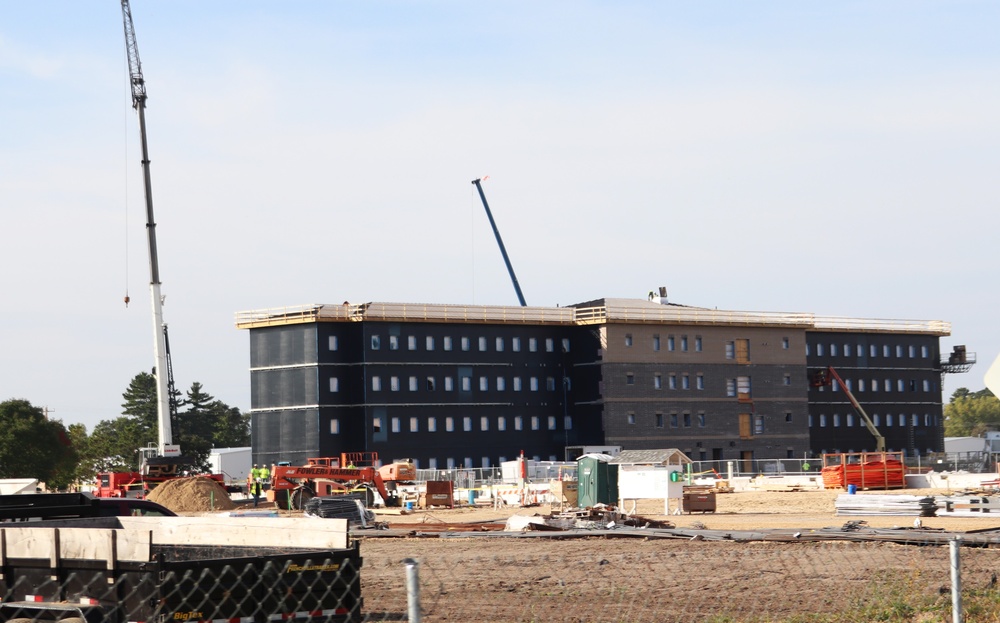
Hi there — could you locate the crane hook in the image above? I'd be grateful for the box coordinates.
[124,294,131,307]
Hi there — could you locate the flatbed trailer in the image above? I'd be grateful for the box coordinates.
[0,516,362,623]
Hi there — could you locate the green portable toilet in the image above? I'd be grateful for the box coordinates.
[576,455,618,507]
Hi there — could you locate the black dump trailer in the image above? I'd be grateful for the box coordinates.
[0,516,362,623]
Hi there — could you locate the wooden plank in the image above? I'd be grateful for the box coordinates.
[116,516,349,550]
[0,527,151,562]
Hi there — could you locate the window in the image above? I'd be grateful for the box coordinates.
[783,374,791,386]
[372,376,382,391]
[444,376,454,391]
[479,337,487,351]
[885,379,892,392]
[681,336,689,352]
[479,377,488,391]
[654,374,662,389]
[513,376,522,391]
[725,341,735,359]
[833,413,841,427]
[461,337,470,351]
[512,337,521,352]
[785,412,792,423]
[909,345,916,358]
[391,417,400,433]
[896,345,904,358]
[410,417,419,433]
[562,338,570,352]
[496,337,504,352]
[873,414,880,426]
[871,379,878,392]
[696,374,704,390]
[498,417,507,431]
[816,343,824,356]
[443,336,453,351]
[754,415,764,435]
[546,377,556,391]
[912,414,919,427]
[446,417,454,432]
[564,416,573,430]
[782,337,789,350]
[529,337,538,352]
[329,336,338,351]
[870,344,877,357]
[497,377,506,391]
[428,417,437,432]
[683,413,691,427]
[726,379,736,397]
[819,414,827,427]
[545,338,554,352]
[830,343,838,356]
[886,414,894,426]
[627,412,636,425]
[547,416,556,430]
[624,334,632,347]
[463,417,472,432]
[698,413,706,427]
[481,416,489,431]
[737,376,751,398]
[682,374,690,390]
[514,416,523,430]
[426,336,435,351]
[921,345,929,358]
[626,373,635,386]
[371,335,381,350]
[530,377,539,391]
[922,379,930,392]
[668,336,676,351]
[373,417,382,433]
[695,336,703,352]
[461,376,472,392]
[883,345,890,357]
[668,374,677,390]
[857,344,864,357]
[390,376,400,391]
[405,335,416,350]
[858,379,865,392]
[847,413,855,427]
[409,376,418,391]
[898,379,905,392]
[426,377,436,391]
[531,416,540,430]
[653,336,661,351]
[656,413,665,428]
[330,377,339,392]
[330,419,339,434]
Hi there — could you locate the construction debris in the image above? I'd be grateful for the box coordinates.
[834,494,938,517]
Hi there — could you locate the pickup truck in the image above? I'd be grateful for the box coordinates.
[0,492,175,522]
[0,515,362,623]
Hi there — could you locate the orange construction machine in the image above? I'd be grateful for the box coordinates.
[269,453,416,509]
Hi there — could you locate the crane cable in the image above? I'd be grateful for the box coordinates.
[123,51,131,308]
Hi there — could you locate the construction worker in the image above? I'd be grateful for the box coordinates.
[250,464,262,507]
[259,464,271,491]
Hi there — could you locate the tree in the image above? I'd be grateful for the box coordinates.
[210,401,250,448]
[0,399,78,489]
[944,387,1000,437]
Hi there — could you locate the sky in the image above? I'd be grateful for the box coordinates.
[2,1,999,432]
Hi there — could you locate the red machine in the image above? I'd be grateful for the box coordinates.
[269,453,416,509]
[95,457,224,498]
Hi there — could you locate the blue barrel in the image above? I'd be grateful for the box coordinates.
[468,489,476,505]
[847,484,857,495]
[405,501,414,511]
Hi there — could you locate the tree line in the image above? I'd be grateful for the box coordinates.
[0,372,249,490]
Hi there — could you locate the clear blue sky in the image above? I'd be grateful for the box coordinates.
[2,1,998,431]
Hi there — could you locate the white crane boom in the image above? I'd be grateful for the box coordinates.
[121,0,174,456]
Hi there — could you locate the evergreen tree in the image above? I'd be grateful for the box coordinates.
[944,387,1000,436]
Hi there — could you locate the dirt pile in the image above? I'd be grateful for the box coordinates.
[147,476,237,513]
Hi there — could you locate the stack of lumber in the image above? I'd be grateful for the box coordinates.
[834,494,937,516]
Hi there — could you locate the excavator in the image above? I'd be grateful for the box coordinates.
[269,453,417,510]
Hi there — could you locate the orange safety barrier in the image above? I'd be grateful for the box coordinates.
[821,451,906,490]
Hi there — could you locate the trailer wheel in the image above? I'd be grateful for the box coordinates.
[291,487,314,510]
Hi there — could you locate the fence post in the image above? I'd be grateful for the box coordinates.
[404,557,421,623]
[950,536,962,623]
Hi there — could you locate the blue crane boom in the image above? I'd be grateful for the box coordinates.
[471,178,527,307]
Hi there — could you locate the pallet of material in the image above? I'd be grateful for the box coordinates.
[835,494,937,516]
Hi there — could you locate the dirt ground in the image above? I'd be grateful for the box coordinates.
[354,489,1000,622]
